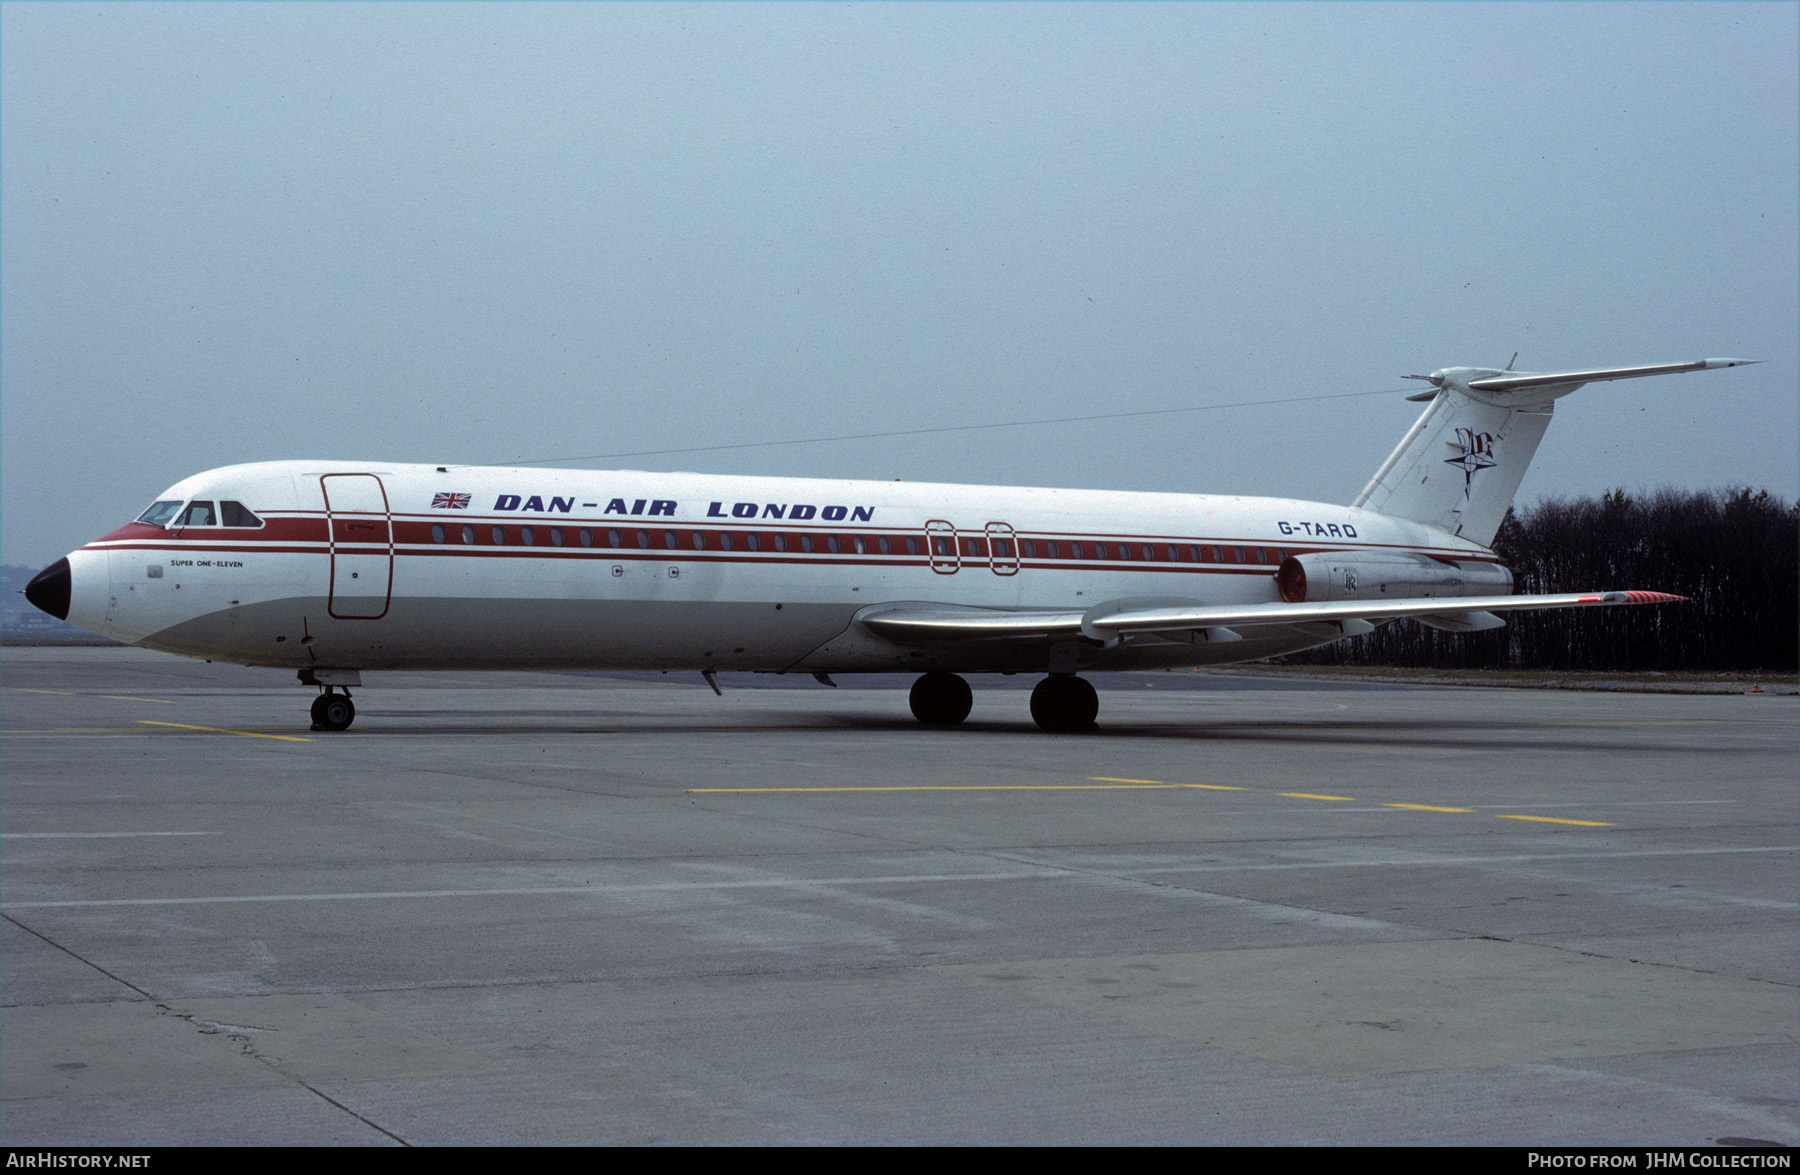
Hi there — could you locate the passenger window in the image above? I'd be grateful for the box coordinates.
[1234,547,1246,563]
[492,527,506,545]
[177,501,217,527]
[801,535,814,553]
[827,536,840,554]
[1046,540,1059,558]
[1277,548,1288,561]
[581,529,594,547]
[1020,539,1035,558]
[605,529,620,547]
[1256,548,1267,565]
[1191,545,1205,562]
[637,530,651,549]
[1070,542,1083,558]
[664,531,679,550]
[550,528,565,547]
[521,526,536,546]
[720,532,734,551]
[1214,546,1225,563]
[878,536,891,555]
[773,534,787,552]
[906,536,920,556]
[853,535,866,554]
[692,531,706,550]
[746,533,760,552]
[137,500,183,527]
[462,525,477,545]
[995,539,1012,557]
[431,524,446,544]
[219,501,262,528]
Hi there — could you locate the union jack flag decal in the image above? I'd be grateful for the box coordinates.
[431,492,471,510]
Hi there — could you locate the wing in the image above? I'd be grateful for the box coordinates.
[856,591,1684,645]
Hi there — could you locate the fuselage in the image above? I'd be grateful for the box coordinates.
[56,460,1491,676]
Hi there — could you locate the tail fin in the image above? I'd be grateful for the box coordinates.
[1351,359,1758,547]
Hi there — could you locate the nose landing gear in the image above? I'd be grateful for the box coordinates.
[1030,675,1098,733]
[310,688,356,732]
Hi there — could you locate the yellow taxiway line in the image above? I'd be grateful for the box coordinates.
[134,721,311,743]
[689,783,1195,793]
[691,775,1615,827]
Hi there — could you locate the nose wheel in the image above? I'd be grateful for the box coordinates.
[1030,675,1098,732]
[310,689,356,732]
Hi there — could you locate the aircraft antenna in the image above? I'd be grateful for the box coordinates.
[483,386,1415,469]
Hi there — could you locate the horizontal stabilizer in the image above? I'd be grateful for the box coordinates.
[1466,358,1759,394]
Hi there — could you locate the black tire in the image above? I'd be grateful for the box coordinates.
[909,672,973,727]
[315,694,356,732]
[1030,675,1098,732]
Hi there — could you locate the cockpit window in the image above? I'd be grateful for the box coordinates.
[136,500,183,527]
[219,500,262,528]
[176,501,217,527]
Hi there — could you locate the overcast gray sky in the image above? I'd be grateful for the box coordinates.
[4,1,1795,568]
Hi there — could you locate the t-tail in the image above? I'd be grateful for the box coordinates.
[1351,358,1759,546]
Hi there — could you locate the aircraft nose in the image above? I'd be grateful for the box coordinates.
[25,558,71,621]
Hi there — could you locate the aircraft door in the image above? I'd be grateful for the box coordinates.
[924,520,959,575]
[984,523,1019,576]
[322,473,393,619]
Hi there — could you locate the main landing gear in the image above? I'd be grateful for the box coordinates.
[906,672,1100,732]
[909,671,973,727]
[310,688,356,732]
[1029,674,1098,733]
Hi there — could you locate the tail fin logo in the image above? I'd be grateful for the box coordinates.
[1445,428,1498,498]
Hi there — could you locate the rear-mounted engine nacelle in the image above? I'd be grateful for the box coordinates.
[1277,551,1513,603]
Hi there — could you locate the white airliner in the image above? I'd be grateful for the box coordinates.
[25,359,1753,732]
